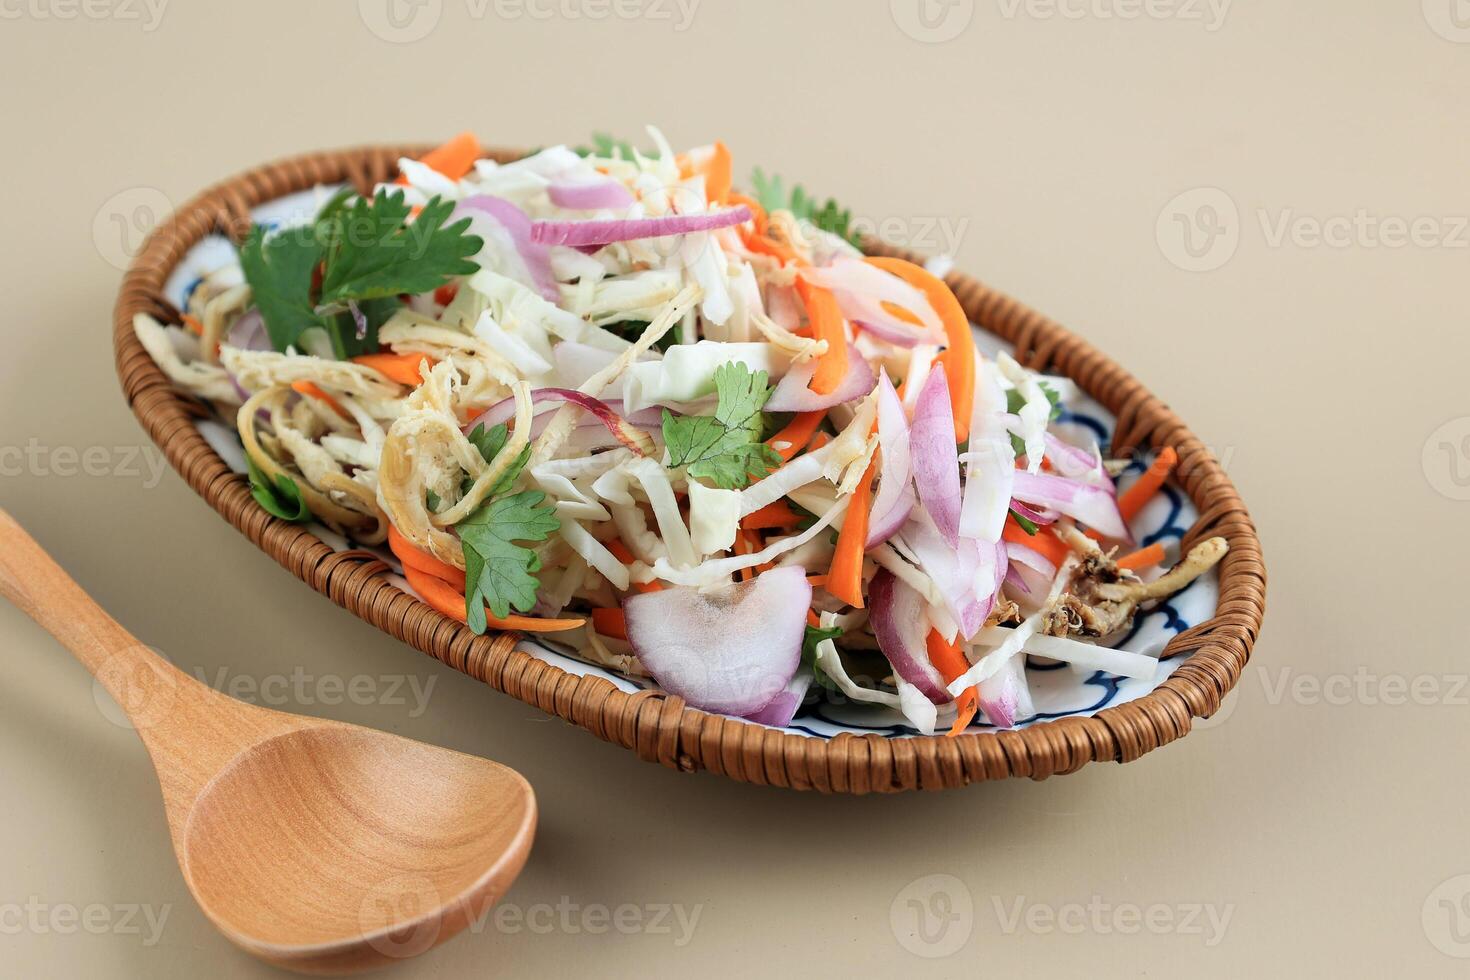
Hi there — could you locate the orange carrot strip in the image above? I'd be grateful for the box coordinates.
[181,313,205,337]
[734,529,760,582]
[387,525,467,590]
[351,352,436,388]
[727,192,768,236]
[926,630,978,737]
[806,609,821,628]
[741,500,800,531]
[1116,542,1167,571]
[805,574,829,588]
[866,257,975,442]
[764,411,826,462]
[1117,446,1179,523]
[291,380,352,422]
[605,538,662,593]
[404,131,481,181]
[794,278,848,396]
[807,431,832,451]
[402,565,583,633]
[591,607,628,641]
[826,459,877,608]
[702,141,732,206]
[1002,515,1069,567]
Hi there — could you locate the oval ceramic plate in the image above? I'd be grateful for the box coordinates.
[114,146,1263,791]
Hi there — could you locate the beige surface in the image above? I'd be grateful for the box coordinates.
[0,1,1465,976]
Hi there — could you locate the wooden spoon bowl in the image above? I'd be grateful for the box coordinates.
[0,509,535,974]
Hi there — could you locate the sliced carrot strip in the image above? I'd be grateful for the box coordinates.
[806,609,821,628]
[727,192,768,235]
[291,380,352,422]
[404,131,481,181]
[387,524,466,589]
[402,565,584,633]
[181,313,205,337]
[794,278,848,396]
[1002,514,1069,567]
[764,411,826,463]
[591,607,628,641]
[926,630,978,736]
[1117,446,1179,523]
[807,431,832,451]
[1116,542,1166,571]
[703,141,732,206]
[805,574,829,588]
[865,257,975,442]
[741,500,800,531]
[605,538,663,593]
[351,352,436,388]
[826,459,877,608]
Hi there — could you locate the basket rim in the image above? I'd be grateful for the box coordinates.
[111,142,1265,793]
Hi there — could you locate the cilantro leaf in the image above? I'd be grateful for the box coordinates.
[576,132,642,161]
[1006,382,1063,456]
[749,167,860,247]
[238,224,326,353]
[246,456,311,523]
[1009,508,1039,536]
[239,189,481,359]
[318,190,481,305]
[662,362,782,489]
[465,422,530,496]
[458,490,560,633]
[604,319,677,353]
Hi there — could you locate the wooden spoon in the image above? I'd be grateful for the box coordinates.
[0,509,535,975]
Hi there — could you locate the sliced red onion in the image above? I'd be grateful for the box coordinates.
[529,205,752,248]
[799,260,945,346]
[853,318,922,349]
[909,364,962,547]
[455,195,560,302]
[868,569,951,705]
[547,176,635,211]
[1011,469,1129,540]
[897,515,986,642]
[742,669,813,728]
[224,309,269,351]
[763,342,876,413]
[465,388,655,457]
[1005,540,1057,580]
[1003,566,1032,596]
[1008,499,1059,526]
[623,565,809,716]
[958,360,1015,542]
[866,371,915,548]
[977,653,1031,729]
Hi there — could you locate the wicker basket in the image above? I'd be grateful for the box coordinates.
[112,144,1266,793]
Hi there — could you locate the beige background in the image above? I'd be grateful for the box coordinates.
[1,1,1466,976]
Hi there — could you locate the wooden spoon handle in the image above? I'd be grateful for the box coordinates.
[0,507,181,721]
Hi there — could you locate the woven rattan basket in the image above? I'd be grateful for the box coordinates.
[112,144,1265,793]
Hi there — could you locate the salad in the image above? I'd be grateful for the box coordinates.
[137,128,1226,734]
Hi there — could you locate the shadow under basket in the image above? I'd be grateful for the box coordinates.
[112,143,1266,793]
